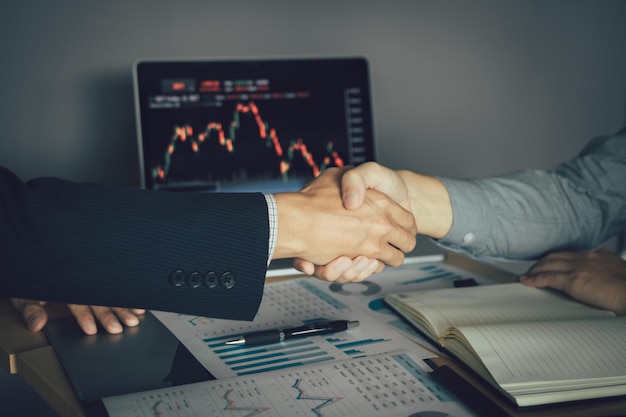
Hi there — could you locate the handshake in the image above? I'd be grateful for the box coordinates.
[275,163,429,282]
[12,162,437,335]
[11,148,626,333]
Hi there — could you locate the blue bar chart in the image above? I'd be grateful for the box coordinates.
[153,261,493,378]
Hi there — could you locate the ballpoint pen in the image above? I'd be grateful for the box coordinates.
[225,320,359,346]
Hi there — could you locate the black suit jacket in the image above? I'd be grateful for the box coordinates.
[0,167,269,320]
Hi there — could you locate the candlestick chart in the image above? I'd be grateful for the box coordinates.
[150,100,346,191]
[135,58,375,193]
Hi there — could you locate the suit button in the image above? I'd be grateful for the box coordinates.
[204,271,218,288]
[220,272,235,289]
[187,271,202,288]
[169,269,186,287]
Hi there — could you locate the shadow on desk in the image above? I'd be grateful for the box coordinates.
[43,311,213,416]
[0,357,60,417]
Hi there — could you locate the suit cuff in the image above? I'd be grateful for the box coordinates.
[264,193,277,265]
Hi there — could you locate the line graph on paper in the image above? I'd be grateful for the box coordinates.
[103,352,476,417]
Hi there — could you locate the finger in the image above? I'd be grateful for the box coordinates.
[110,307,143,327]
[519,271,573,293]
[361,189,416,254]
[12,299,48,332]
[341,168,368,210]
[334,258,381,283]
[386,211,418,253]
[89,306,125,334]
[524,256,578,275]
[343,162,403,210]
[311,257,354,282]
[342,162,392,210]
[376,243,406,267]
[67,304,99,335]
[293,258,316,276]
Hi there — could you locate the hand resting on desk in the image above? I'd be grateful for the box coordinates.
[520,248,626,315]
[12,298,145,335]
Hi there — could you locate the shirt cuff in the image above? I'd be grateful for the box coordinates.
[264,193,278,265]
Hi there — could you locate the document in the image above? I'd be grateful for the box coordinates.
[102,350,477,417]
[153,260,492,378]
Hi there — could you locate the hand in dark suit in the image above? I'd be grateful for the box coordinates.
[5,164,416,332]
[12,298,145,334]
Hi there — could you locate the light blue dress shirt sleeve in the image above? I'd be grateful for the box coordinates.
[436,131,626,260]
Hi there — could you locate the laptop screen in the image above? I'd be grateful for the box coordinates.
[133,57,376,194]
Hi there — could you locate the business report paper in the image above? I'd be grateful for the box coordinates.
[152,261,492,378]
[102,350,477,417]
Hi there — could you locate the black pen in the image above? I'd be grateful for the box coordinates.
[225,320,359,346]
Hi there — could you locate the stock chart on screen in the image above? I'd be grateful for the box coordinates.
[133,57,375,193]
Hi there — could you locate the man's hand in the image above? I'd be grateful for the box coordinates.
[293,163,413,281]
[294,162,453,282]
[519,248,626,315]
[341,162,412,212]
[12,298,146,335]
[274,166,417,268]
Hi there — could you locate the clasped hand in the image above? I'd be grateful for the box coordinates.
[274,166,417,267]
[13,166,417,334]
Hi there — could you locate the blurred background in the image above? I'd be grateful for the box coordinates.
[1,1,625,415]
[1,1,625,185]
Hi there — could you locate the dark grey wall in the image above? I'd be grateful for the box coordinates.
[1,0,625,186]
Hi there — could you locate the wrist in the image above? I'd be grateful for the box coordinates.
[398,171,452,239]
[272,193,310,260]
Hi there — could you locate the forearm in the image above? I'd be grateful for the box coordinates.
[436,132,626,260]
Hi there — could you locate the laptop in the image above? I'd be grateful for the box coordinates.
[45,57,443,415]
[132,56,378,272]
[44,57,377,414]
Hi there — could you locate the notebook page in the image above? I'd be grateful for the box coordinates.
[454,316,626,387]
[385,283,614,337]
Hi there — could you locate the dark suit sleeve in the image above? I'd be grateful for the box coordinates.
[0,167,269,320]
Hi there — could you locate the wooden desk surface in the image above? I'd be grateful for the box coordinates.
[2,253,625,417]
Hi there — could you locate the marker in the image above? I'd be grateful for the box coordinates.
[225,320,359,346]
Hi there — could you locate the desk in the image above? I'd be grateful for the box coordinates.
[1,253,625,417]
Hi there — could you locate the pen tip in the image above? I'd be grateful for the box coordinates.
[348,320,359,328]
[225,338,244,345]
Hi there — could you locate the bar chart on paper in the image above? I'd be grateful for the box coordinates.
[154,278,429,378]
[153,261,492,379]
[102,352,476,417]
[305,260,494,344]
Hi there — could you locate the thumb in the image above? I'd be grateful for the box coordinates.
[341,162,381,209]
